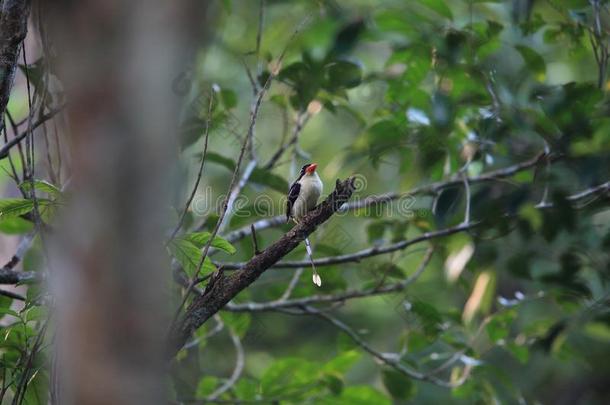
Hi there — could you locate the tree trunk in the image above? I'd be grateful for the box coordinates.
[43,2,206,404]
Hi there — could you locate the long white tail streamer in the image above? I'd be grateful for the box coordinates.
[304,237,321,287]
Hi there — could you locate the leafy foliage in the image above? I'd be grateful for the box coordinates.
[164,1,610,403]
[3,0,610,404]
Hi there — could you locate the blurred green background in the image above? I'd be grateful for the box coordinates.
[159,0,610,404]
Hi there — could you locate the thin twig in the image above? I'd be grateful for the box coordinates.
[227,247,434,312]
[0,105,64,160]
[168,88,215,242]
[169,72,276,331]
[0,289,25,301]
[263,110,309,170]
[214,20,308,236]
[219,179,610,270]
[277,262,305,301]
[1,125,21,186]
[255,0,265,76]
[222,222,472,270]
[206,328,245,401]
[461,171,471,225]
[4,110,28,181]
[223,151,553,245]
[300,303,463,388]
[218,160,258,234]
[250,224,261,255]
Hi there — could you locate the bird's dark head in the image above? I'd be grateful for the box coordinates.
[302,163,318,176]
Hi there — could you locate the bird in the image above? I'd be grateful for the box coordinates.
[286,163,323,222]
[286,163,324,286]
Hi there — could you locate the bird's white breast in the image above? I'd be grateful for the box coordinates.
[293,173,323,219]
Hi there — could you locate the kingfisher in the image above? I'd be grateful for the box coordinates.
[286,163,324,286]
[286,163,323,222]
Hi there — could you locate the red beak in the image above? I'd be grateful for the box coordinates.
[306,163,317,174]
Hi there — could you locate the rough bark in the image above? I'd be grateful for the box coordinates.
[0,0,31,123]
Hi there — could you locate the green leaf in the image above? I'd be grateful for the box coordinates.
[0,198,36,218]
[485,310,515,343]
[25,306,47,322]
[584,322,610,342]
[19,179,62,197]
[180,115,207,150]
[0,198,52,219]
[234,379,258,400]
[250,168,289,194]
[221,0,232,13]
[366,220,387,243]
[382,369,417,400]
[168,238,216,277]
[378,262,405,279]
[515,45,546,78]
[0,307,20,318]
[204,152,289,193]
[0,295,12,310]
[334,386,392,405]
[0,216,34,234]
[205,151,235,171]
[326,61,363,90]
[22,369,49,405]
[322,350,361,374]
[506,342,529,364]
[411,300,443,337]
[261,358,318,397]
[331,19,366,56]
[220,312,251,338]
[418,0,453,20]
[322,372,344,395]
[196,376,218,398]
[220,88,238,109]
[182,232,236,254]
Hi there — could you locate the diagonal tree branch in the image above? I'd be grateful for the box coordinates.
[168,177,356,356]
